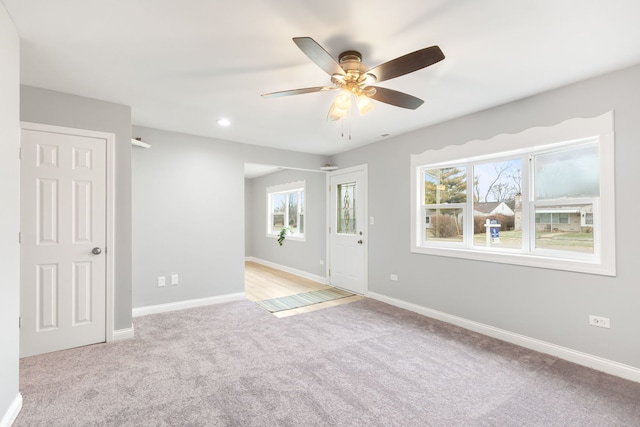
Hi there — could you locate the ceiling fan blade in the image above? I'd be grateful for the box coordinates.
[368,45,444,83]
[368,86,424,109]
[261,86,337,98]
[292,37,345,77]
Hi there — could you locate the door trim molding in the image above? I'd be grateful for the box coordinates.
[326,164,369,295]
[20,121,116,343]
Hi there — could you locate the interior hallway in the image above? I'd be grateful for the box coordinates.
[244,261,363,318]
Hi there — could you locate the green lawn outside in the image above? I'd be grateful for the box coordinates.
[427,229,594,253]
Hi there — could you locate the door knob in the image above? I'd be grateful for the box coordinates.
[92,247,102,255]
[357,240,363,244]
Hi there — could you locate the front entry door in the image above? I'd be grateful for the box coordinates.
[329,167,366,294]
[20,126,107,357]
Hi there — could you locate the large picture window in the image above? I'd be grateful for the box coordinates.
[267,181,305,241]
[410,112,615,276]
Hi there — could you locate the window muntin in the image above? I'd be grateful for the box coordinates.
[266,181,305,240]
[410,111,615,276]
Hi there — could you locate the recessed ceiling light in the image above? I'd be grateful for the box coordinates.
[217,118,231,127]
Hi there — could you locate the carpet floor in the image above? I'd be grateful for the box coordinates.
[15,298,640,426]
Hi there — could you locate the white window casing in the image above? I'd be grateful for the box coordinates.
[266,180,306,242]
[410,112,615,276]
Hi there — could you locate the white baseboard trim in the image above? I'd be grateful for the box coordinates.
[132,292,246,317]
[246,257,327,285]
[368,292,640,384]
[0,393,22,427]
[112,326,135,341]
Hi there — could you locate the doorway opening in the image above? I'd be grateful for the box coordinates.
[243,162,366,316]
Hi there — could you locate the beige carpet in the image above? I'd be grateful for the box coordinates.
[16,298,640,426]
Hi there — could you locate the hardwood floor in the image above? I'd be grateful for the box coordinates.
[244,261,364,318]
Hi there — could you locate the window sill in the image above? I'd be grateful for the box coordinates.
[411,245,615,277]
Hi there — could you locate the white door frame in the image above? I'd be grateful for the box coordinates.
[326,164,368,294]
[20,122,116,342]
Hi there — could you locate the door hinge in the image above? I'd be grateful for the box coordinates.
[18,231,21,243]
[328,185,331,192]
[19,317,21,328]
[328,269,331,276]
[18,147,21,160]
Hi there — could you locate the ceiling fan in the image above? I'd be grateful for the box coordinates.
[261,37,445,121]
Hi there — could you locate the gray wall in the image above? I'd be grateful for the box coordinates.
[20,86,133,331]
[0,3,21,422]
[244,179,253,258]
[132,126,328,307]
[330,64,640,369]
[247,169,327,277]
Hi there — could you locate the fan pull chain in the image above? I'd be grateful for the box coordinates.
[338,110,352,140]
[341,109,351,140]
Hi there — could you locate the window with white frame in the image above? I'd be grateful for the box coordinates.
[410,112,615,276]
[267,181,305,240]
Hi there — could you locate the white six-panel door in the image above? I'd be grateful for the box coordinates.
[20,127,107,357]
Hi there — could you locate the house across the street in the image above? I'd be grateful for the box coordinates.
[474,201,515,217]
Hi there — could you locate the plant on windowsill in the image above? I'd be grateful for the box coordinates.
[277,227,291,246]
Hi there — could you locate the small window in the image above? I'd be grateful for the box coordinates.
[266,181,305,241]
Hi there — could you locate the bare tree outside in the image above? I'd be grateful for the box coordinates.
[474,160,521,206]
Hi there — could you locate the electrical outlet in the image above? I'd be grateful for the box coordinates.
[157,276,166,287]
[589,315,610,329]
[390,274,398,281]
[171,274,179,285]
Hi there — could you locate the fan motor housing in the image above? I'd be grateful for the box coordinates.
[339,50,369,76]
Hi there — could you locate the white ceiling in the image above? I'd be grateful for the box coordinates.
[244,163,283,179]
[4,0,640,156]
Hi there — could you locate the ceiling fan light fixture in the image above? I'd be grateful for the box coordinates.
[327,89,353,121]
[327,103,349,121]
[356,95,375,116]
[334,90,352,109]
